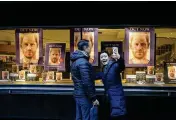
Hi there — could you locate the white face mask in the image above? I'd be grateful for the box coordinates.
[100,53,109,65]
[112,47,120,60]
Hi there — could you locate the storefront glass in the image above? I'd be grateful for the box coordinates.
[0,27,175,87]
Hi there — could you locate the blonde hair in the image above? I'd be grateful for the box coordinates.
[168,66,175,71]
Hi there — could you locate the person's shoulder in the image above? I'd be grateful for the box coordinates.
[108,60,117,67]
[76,58,89,64]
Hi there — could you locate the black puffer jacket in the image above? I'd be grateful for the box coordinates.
[70,50,96,101]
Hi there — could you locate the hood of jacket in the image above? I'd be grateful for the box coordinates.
[70,50,89,62]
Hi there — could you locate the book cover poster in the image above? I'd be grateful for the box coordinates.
[147,66,155,75]
[124,27,155,67]
[56,72,62,81]
[70,28,98,66]
[44,43,66,71]
[2,71,9,80]
[30,65,37,73]
[164,63,176,84]
[155,73,164,82]
[12,65,19,73]
[19,70,26,80]
[15,28,43,65]
[46,71,54,80]
[136,71,146,84]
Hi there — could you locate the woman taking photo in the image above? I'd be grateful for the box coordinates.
[96,49,127,120]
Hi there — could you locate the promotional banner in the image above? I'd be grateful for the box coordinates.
[15,28,43,65]
[70,28,98,66]
[44,43,66,71]
[164,62,176,84]
[124,27,155,67]
[101,41,123,58]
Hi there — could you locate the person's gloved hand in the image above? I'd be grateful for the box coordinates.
[93,99,99,106]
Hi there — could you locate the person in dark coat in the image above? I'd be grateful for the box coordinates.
[70,39,99,120]
[96,50,127,120]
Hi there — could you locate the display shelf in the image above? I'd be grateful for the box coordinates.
[1,79,176,87]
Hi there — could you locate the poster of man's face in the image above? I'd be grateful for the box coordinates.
[30,65,37,73]
[15,29,43,65]
[164,63,176,84]
[47,71,54,80]
[70,28,98,66]
[168,66,176,79]
[124,28,155,67]
[44,43,66,71]
[129,32,150,64]
[155,73,163,82]
[2,71,9,80]
[12,65,19,73]
[23,62,30,70]
[56,72,62,81]
[147,66,154,75]
[74,31,94,63]
[19,70,25,80]
[49,48,61,65]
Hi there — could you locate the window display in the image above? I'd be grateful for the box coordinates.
[0,27,174,88]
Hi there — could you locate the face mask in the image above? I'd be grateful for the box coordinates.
[100,53,109,65]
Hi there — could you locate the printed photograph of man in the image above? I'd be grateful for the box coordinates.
[147,66,154,75]
[12,65,19,73]
[129,32,150,64]
[19,33,39,64]
[48,48,61,65]
[168,66,176,79]
[155,73,163,82]
[30,65,37,73]
[2,71,9,80]
[23,62,30,70]
[56,72,62,81]
[19,70,25,80]
[47,71,54,80]
[74,32,95,63]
